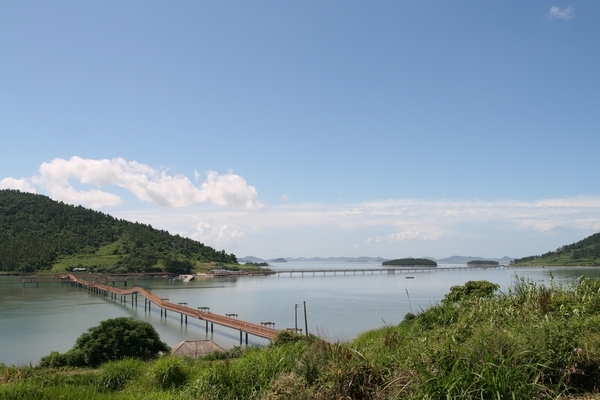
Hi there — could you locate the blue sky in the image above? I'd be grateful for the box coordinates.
[1,1,599,259]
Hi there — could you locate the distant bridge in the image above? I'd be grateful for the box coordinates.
[272,265,504,277]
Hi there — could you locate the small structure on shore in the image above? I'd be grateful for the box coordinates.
[171,340,225,358]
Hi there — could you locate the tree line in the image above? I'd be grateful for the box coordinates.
[0,190,237,273]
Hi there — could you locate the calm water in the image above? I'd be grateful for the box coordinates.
[1,262,599,366]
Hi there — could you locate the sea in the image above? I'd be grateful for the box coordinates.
[2,262,599,366]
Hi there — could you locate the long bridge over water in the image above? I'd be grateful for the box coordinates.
[21,274,278,344]
[271,265,504,277]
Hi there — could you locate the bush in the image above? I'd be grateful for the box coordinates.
[40,317,169,368]
[74,317,169,367]
[443,280,500,303]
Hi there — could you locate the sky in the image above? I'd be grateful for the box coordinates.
[1,1,599,260]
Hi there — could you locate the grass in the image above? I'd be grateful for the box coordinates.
[4,278,600,399]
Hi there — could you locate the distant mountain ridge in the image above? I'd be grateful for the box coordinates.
[239,255,513,264]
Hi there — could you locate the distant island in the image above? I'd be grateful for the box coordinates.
[270,258,287,263]
[467,260,500,266]
[382,258,437,267]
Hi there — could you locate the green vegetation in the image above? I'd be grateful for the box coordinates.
[466,260,500,266]
[244,261,269,267]
[383,257,437,266]
[40,318,169,368]
[0,190,238,273]
[513,232,600,266]
[7,278,600,398]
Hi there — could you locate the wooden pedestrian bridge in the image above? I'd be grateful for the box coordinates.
[27,274,278,344]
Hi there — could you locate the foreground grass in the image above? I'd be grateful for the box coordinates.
[3,277,600,399]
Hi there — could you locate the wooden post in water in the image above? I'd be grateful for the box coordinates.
[304,301,309,337]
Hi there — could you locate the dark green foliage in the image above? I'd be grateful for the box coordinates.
[466,260,499,265]
[0,190,237,272]
[164,259,193,274]
[443,280,500,303]
[513,231,600,266]
[74,318,169,367]
[41,317,169,368]
[39,349,86,368]
[382,258,437,266]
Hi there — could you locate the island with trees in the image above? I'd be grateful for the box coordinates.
[382,258,437,267]
[467,260,500,266]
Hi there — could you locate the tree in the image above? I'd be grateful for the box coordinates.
[40,317,169,367]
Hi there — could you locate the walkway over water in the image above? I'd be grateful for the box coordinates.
[273,265,504,276]
[64,274,278,343]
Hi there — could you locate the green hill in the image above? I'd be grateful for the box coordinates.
[0,189,237,273]
[513,232,600,266]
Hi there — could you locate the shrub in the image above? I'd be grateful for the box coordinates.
[74,317,169,367]
[443,280,500,303]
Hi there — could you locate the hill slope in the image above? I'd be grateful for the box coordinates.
[0,190,237,273]
[513,231,600,266]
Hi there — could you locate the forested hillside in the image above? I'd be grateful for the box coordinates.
[513,231,600,266]
[0,190,237,273]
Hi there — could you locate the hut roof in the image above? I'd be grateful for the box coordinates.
[170,340,225,358]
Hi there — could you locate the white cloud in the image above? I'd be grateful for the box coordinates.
[199,171,260,210]
[281,194,290,202]
[190,221,245,244]
[0,177,36,193]
[4,156,261,209]
[549,6,574,20]
[112,195,600,258]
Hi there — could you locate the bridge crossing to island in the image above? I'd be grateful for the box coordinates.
[21,274,278,344]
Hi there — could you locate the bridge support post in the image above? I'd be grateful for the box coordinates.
[245,332,248,345]
[206,321,208,332]
[180,314,183,324]
[240,331,242,345]
[161,309,163,317]
[211,323,213,333]
[185,315,187,324]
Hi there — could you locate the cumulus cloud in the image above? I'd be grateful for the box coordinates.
[2,156,261,209]
[191,221,244,243]
[0,177,36,193]
[550,6,574,20]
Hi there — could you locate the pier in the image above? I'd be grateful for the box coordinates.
[59,274,278,344]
